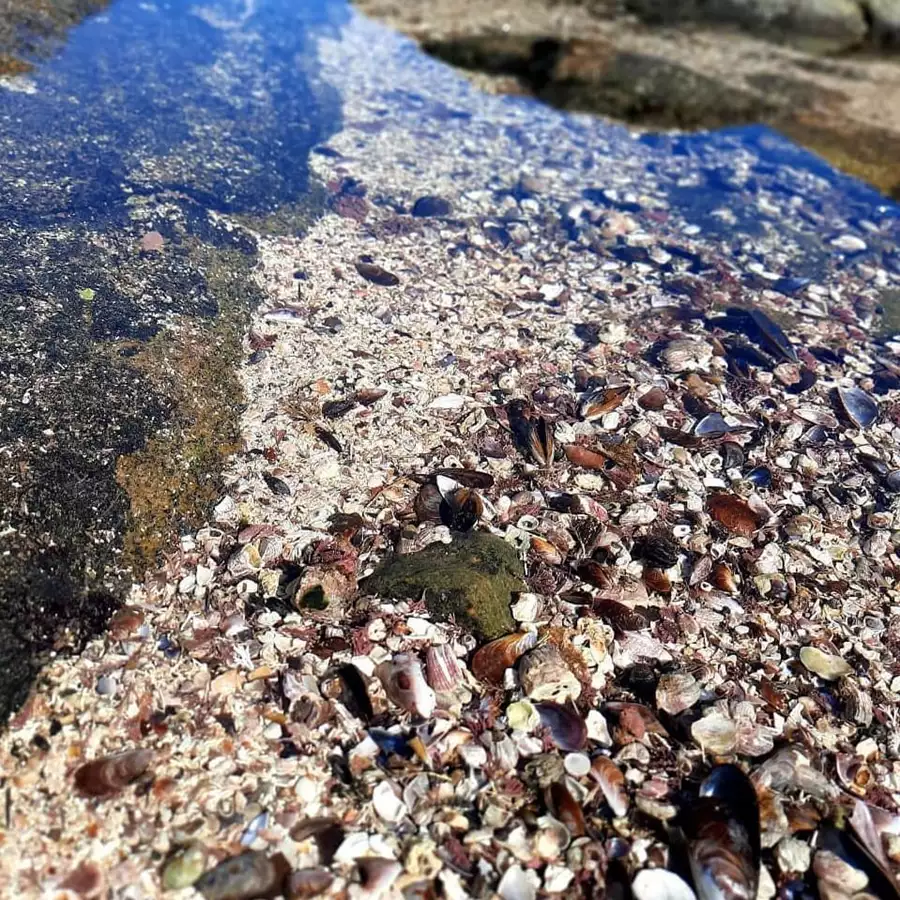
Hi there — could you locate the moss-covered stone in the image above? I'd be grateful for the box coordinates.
[365,532,524,639]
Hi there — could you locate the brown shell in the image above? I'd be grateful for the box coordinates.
[530,535,563,566]
[471,632,539,686]
[643,567,672,594]
[575,559,616,590]
[528,416,555,467]
[74,748,154,797]
[579,385,630,421]
[592,596,648,632]
[546,781,586,836]
[413,483,443,523]
[590,756,629,817]
[637,386,667,410]
[710,561,738,593]
[285,868,335,900]
[708,494,760,537]
[564,444,608,470]
[440,487,483,532]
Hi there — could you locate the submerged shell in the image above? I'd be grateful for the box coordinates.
[74,748,154,797]
[835,386,878,429]
[591,756,629,817]
[376,653,436,718]
[708,494,760,537]
[194,851,285,900]
[685,765,761,900]
[471,632,539,685]
[534,702,588,751]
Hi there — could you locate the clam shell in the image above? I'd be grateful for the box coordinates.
[471,631,539,685]
[800,646,853,681]
[424,644,464,693]
[376,653,436,718]
[518,645,581,703]
[708,493,760,537]
[534,702,587,751]
[74,748,154,797]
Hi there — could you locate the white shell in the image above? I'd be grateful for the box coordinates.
[376,653,436,718]
[632,869,697,900]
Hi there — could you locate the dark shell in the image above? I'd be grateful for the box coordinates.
[785,367,817,395]
[195,851,287,900]
[534,701,588,751]
[413,483,443,524]
[546,781,586,836]
[439,487,483,532]
[74,748,154,797]
[720,442,745,470]
[289,818,345,865]
[684,765,761,900]
[638,386,667,410]
[658,426,703,448]
[694,412,732,439]
[262,473,292,496]
[747,307,797,363]
[745,466,772,488]
[815,824,900,900]
[284,868,335,900]
[834,386,878,429]
[427,468,494,489]
[576,559,616,590]
[593,596,649,632]
[411,195,451,217]
[638,533,680,569]
[528,416,555,467]
[320,664,373,723]
[355,261,399,286]
[322,397,357,419]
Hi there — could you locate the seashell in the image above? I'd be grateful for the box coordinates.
[579,385,630,421]
[639,533,680,569]
[289,818,345,864]
[534,702,588,752]
[376,653,436,718]
[354,387,388,406]
[638,385,667,410]
[710,562,738,593]
[691,709,737,756]
[632,869,697,900]
[528,416,555,467]
[835,386,878,429]
[593,596,648,632]
[643,567,671,594]
[518,645,581,703]
[835,753,871,797]
[194,850,287,900]
[605,702,668,744]
[439,486,483,532]
[358,858,402,899]
[471,632,539,685]
[745,466,772,488]
[564,443,608,470]
[428,467,494,489]
[320,664,373,723]
[355,261,399,286]
[413,483,443,523]
[662,338,713,373]
[576,559,616,589]
[284,868,334,899]
[58,861,105,897]
[684,765,761,900]
[227,543,262,579]
[546,781,586,836]
[694,412,733,439]
[162,844,208,891]
[708,494,760,537]
[424,644,464,693]
[799,646,853,681]
[108,606,145,641]
[813,822,900,900]
[74,748,154,797]
[591,756,629,817]
[498,864,539,900]
[507,699,540,731]
[530,535,563,565]
[656,672,701,715]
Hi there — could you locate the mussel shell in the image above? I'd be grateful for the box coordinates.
[534,701,588,752]
[579,385,630,421]
[834,386,878,429]
[745,466,772,488]
[638,533,680,569]
[546,781,586,836]
[74,748,154,797]
[815,822,900,900]
[684,765,761,900]
[529,416,555,466]
[694,413,732,439]
[439,487,483,532]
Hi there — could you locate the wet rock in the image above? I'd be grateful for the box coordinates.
[364,532,523,639]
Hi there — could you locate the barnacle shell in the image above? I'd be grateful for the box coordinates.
[74,748,154,797]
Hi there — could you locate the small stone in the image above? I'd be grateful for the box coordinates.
[800,646,853,680]
[830,234,867,253]
[511,593,540,622]
[162,845,208,890]
[140,230,165,252]
[518,645,581,703]
[412,195,451,217]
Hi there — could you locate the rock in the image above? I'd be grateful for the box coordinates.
[624,0,867,52]
[411,195,452,217]
[518,645,582,702]
[868,0,900,45]
[364,531,523,639]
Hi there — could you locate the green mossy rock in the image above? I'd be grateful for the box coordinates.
[365,532,524,639]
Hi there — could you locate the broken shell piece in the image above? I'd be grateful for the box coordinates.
[74,749,154,798]
[498,864,539,900]
[358,858,402,899]
[661,338,713,373]
[534,702,587,751]
[656,672,701,715]
[371,781,406,823]
[632,869,697,900]
[691,709,737,756]
[518,645,581,703]
[800,646,853,680]
[376,654,436,718]
[507,699,540,731]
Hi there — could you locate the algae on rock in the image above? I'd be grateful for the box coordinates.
[365,532,524,640]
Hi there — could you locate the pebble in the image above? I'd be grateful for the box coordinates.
[830,234,867,253]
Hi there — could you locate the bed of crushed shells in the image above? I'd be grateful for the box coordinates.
[4,10,900,900]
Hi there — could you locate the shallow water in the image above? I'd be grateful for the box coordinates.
[0,0,898,720]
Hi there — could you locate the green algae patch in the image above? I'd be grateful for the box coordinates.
[365,532,524,639]
[114,245,261,572]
